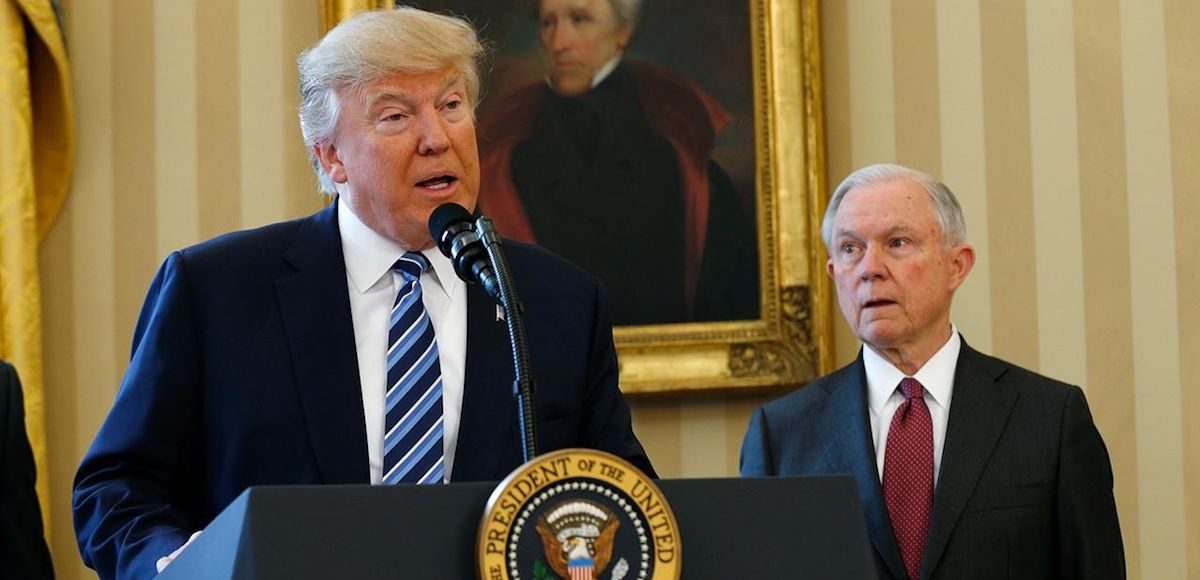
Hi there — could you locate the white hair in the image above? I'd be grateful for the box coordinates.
[821,163,968,251]
[297,7,486,193]
[607,0,642,25]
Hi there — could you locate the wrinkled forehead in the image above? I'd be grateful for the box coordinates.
[536,0,621,21]
[835,180,942,234]
[342,68,468,106]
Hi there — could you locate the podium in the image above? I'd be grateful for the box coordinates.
[159,476,875,579]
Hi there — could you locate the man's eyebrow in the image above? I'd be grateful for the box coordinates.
[438,73,463,94]
[833,223,917,239]
[365,91,411,112]
[832,227,861,242]
[883,223,917,236]
[364,74,465,112]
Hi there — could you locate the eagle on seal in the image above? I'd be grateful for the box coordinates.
[535,501,621,580]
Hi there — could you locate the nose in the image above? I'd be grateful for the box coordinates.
[857,244,888,281]
[549,23,573,53]
[417,112,451,156]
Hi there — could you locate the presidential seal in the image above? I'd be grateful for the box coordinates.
[478,449,681,580]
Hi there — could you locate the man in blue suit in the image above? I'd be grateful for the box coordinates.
[1,361,55,579]
[741,164,1123,579]
[73,8,653,579]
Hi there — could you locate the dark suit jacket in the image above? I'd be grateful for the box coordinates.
[1,361,55,579]
[73,202,653,580]
[740,339,1124,579]
[481,61,760,325]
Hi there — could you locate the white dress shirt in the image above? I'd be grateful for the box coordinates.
[156,201,472,571]
[338,198,467,484]
[545,54,623,90]
[864,326,961,485]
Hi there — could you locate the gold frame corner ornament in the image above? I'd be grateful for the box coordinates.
[319,0,833,396]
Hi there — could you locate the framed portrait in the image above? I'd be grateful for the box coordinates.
[322,0,833,394]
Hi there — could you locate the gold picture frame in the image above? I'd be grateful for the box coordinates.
[321,0,833,395]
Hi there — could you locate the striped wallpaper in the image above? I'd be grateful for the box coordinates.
[40,0,1196,578]
[823,1,1197,579]
[44,1,327,577]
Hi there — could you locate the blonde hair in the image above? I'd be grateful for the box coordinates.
[297,7,486,193]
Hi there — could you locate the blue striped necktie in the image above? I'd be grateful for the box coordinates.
[382,251,444,485]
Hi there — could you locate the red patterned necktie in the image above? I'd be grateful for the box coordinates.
[883,377,934,580]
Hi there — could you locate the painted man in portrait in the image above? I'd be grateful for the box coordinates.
[478,0,760,326]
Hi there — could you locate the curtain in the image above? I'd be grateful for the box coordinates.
[0,0,74,533]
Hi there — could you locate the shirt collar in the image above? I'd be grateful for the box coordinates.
[337,197,458,298]
[864,325,961,413]
[590,55,622,88]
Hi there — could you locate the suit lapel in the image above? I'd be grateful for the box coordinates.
[818,356,907,580]
[275,202,370,484]
[450,283,516,481]
[921,341,1017,578]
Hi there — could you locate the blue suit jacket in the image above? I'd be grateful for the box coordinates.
[1,361,55,579]
[740,340,1124,579]
[73,203,653,580]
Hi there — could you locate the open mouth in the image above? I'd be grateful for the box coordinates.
[863,299,896,309]
[416,175,457,191]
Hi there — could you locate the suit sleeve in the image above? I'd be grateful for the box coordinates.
[73,253,203,580]
[739,407,776,476]
[579,281,657,477]
[1055,386,1126,578]
[0,363,55,580]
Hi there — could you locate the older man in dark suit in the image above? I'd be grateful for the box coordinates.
[1,360,55,579]
[73,8,652,580]
[740,164,1124,579]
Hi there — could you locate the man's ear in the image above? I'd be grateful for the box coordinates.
[615,23,633,50]
[947,244,976,291]
[312,142,347,184]
[826,257,836,279]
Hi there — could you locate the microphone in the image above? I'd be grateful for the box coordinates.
[428,202,539,462]
[428,203,502,301]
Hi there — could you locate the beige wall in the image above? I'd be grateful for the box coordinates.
[823,0,1199,578]
[41,1,1196,579]
[44,1,326,577]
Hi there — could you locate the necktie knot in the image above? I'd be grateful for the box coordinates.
[899,377,924,401]
[394,251,431,281]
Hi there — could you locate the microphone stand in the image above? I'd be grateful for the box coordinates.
[474,217,538,462]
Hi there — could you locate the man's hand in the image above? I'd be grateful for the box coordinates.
[155,531,203,573]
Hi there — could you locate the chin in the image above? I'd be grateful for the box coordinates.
[550,76,590,97]
[390,228,435,251]
[858,323,905,348]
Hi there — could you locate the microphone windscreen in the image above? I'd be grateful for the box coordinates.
[428,202,473,242]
